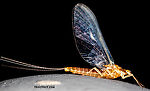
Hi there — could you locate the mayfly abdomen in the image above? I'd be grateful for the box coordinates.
[64,67,101,78]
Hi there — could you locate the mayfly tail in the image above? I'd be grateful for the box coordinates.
[0,56,64,71]
[1,64,63,71]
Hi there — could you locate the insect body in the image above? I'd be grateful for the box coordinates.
[64,65,128,79]
[64,65,143,87]
[0,3,144,88]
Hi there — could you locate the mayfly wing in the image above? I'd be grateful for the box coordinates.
[73,3,114,69]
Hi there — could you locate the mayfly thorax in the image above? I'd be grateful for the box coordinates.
[0,3,144,88]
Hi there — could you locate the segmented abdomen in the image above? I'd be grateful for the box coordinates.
[64,67,101,78]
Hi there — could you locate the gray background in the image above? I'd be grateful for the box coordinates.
[0,74,149,91]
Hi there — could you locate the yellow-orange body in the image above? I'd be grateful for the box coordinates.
[65,67,101,78]
[65,64,128,79]
[64,64,144,87]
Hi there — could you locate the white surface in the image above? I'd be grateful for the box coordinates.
[0,74,149,91]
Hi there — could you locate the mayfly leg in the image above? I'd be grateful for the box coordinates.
[88,67,103,77]
[132,75,145,88]
[121,70,144,88]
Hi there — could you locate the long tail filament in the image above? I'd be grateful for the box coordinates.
[0,56,64,71]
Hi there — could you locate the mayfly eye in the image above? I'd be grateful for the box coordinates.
[126,70,131,73]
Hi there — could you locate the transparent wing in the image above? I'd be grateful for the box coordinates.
[73,3,114,69]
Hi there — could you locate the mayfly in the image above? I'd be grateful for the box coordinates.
[0,3,144,87]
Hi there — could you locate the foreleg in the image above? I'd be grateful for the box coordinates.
[121,70,144,88]
[121,74,132,79]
